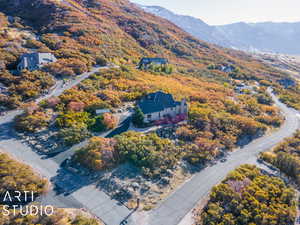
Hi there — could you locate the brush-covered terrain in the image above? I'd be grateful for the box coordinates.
[195,165,297,225]
[0,0,299,209]
[261,130,300,185]
[0,0,291,107]
[0,0,291,176]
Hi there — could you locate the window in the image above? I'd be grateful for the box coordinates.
[147,114,152,118]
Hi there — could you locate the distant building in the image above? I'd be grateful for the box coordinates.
[96,109,111,115]
[208,64,236,73]
[138,57,168,69]
[234,83,256,94]
[137,91,188,124]
[278,78,296,89]
[221,65,235,73]
[17,53,57,71]
[0,82,8,95]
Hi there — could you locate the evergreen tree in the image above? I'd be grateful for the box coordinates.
[132,107,145,127]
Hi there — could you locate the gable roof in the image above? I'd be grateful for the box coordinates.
[138,91,180,114]
[138,58,168,68]
[96,109,111,115]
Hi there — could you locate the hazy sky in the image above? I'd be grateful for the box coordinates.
[130,0,300,25]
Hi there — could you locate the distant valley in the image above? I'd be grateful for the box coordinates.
[140,5,300,55]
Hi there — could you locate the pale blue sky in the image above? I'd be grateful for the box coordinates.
[131,0,300,25]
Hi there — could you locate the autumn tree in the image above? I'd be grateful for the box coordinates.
[73,137,117,171]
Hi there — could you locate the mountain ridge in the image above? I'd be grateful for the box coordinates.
[140,4,300,54]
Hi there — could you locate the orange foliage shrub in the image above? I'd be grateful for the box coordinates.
[102,113,118,130]
[67,101,85,112]
[73,137,117,171]
[44,58,88,77]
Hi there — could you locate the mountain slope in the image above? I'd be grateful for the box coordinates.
[0,0,285,80]
[141,5,300,54]
[217,22,300,54]
[0,0,224,67]
[138,5,221,45]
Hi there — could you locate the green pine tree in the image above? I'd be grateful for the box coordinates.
[132,107,145,127]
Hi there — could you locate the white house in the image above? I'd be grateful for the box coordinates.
[96,109,111,115]
[17,52,57,71]
[137,91,188,124]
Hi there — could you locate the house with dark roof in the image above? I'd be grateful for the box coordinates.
[17,52,57,71]
[138,57,168,69]
[278,78,296,89]
[137,91,188,124]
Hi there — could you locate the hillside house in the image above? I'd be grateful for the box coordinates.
[0,82,8,95]
[137,91,188,125]
[234,83,256,94]
[138,57,168,69]
[278,78,296,89]
[17,53,57,71]
[221,64,235,73]
[96,108,111,115]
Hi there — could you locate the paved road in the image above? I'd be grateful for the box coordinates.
[0,114,132,224]
[0,65,134,225]
[147,89,300,225]
[38,65,112,103]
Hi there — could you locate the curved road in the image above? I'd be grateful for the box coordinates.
[0,86,299,225]
[0,65,132,225]
[147,89,300,225]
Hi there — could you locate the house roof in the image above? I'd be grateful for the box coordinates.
[138,91,180,114]
[96,109,111,115]
[138,58,168,66]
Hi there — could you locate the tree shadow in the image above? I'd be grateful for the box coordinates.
[237,131,264,147]
[49,162,139,208]
[50,167,95,197]
[0,120,15,141]
[105,117,131,138]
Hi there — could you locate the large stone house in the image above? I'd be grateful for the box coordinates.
[137,91,188,124]
[17,53,57,71]
[138,57,168,69]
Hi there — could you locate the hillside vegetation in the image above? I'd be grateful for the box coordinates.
[0,152,47,196]
[196,165,296,225]
[0,0,291,172]
[15,66,284,167]
[0,0,293,109]
[261,130,300,185]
